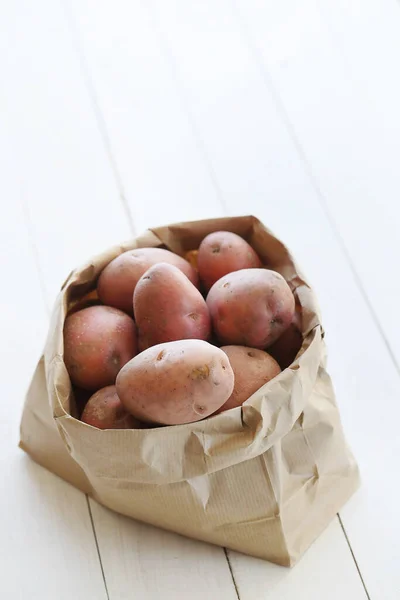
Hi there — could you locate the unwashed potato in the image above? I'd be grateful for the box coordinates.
[134,263,211,351]
[64,305,137,390]
[81,385,143,429]
[214,346,281,414]
[97,247,199,314]
[198,231,262,291]
[268,305,303,369]
[116,339,234,425]
[207,269,295,349]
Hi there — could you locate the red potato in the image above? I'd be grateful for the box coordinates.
[207,269,295,349]
[64,305,137,390]
[97,247,199,314]
[198,231,262,291]
[81,385,143,429]
[116,339,234,425]
[214,346,281,414]
[134,263,211,351]
[268,305,303,369]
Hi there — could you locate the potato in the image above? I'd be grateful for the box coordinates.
[214,346,281,414]
[207,269,295,349]
[134,263,211,351]
[81,385,143,429]
[97,248,199,314]
[116,339,234,425]
[64,305,137,390]
[268,305,303,369]
[198,231,262,291]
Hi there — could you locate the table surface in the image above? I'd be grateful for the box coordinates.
[1,1,400,598]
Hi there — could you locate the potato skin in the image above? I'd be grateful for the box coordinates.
[97,248,199,314]
[198,231,262,291]
[116,340,234,425]
[215,346,281,414]
[134,263,211,351]
[81,385,143,429]
[207,269,295,349]
[64,305,137,390]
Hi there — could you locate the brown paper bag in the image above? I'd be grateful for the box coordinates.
[19,215,359,566]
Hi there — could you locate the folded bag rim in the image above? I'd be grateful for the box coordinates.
[42,215,325,485]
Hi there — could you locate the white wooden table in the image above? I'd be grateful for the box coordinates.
[1,1,399,598]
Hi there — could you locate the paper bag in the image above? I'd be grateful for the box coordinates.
[19,215,359,566]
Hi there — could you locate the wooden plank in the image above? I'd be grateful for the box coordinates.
[228,0,400,597]
[4,1,238,598]
[228,519,366,600]
[0,0,131,307]
[66,0,224,233]
[71,0,369,595]
[316,1,400,355]
[232,0,400,358]
[146,0,400,596]
[0,115,107,599]
[90,501,239,600]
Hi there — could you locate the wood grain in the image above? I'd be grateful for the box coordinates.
[232,1,400,597]
[2,0,398,596]
[90,501,238,600]
[228,519,367,600]
[66,0,225,232]
[70,0,373,597]
[0,101,107,599]
[1,0,237,597]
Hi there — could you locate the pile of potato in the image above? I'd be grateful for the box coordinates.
[63,231,303,429]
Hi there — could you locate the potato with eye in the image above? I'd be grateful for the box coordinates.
[134,263,211,351]
[64,305,137,390]
[81,385,144,429]
[206,268,295,349]
[214,346,281,414]
[97,247,199,314]
[116,339,234,425]
[198,231,262,291]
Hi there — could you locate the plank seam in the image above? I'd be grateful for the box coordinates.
[21,192,111,598]
[144,0,229,217]
[21,172,111,597]
[224,549,241,600]
[231,2,394,596]
[19,188,50,313]
[231,0,400,382]
[61,0,137,237]
[134,9,243,589]
[338,514,371,600]
[87,497,110,600]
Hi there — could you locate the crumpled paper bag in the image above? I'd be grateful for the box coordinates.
[19,215,359,566]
